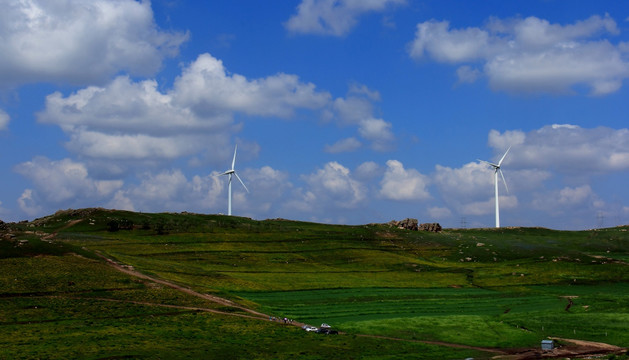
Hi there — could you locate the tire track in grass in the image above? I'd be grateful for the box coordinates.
[91,250,270,320]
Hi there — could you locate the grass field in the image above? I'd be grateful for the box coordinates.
[1,208,628,359]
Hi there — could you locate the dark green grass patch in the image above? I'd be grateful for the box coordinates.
[238,285,629,348]
[0,307,485,360]
[0,255,143,294]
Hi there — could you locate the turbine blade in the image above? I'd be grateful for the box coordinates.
[478,159,499,168]
[498,146,511,167]
[234,172,249,193]
[231,145,238,170]
[499,169,509,193]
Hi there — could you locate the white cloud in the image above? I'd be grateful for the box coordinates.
[432,160,530,217]
[0,0,188,87]
[488,125,629,173]
[434,162,493,201]
[410,20,491,62]
[428,206,452,219]
[380,160,430,201]
[285,0,406,36]
[324,137,362,153]
[232,166,293,216]
[358,118,395,151]
[0,108,9,130]
[355,161,381,180]
[36,53,333,167]
[531,185,601,216]
[456,65,481,84]
[330,85,396,151]
[173,54,331,118]
[557,185,594,205]
[107,190,135,212]
[110,170,224,214]
[410,15,629,95]
[14,157,122,213]
[18,189,41,217]
[299,161,366,209]
[461,195,518,216]
[333,95,375,124]
[38,76,228,136]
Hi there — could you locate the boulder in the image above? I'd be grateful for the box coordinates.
[388,218,418,231]
[419,223,442,232]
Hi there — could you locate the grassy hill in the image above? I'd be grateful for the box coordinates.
[1,208,628,359]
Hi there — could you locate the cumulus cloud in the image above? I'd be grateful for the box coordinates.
[285,0,406,36]
[488,125,629,173]
[379,160,430,201]
[37,53,332,167]
[14,157,122,214]
[434,162,495,208]
[432,159,529,218]
[110,170,224,214]
[460,195,518,216]
[358,118,395,151]
[330,85,395,152]
[430,124,629,227]
[355,161,381,180]
[428,206,452,219]
[324,137,362,153]
[18,189,41,217]
[0,108,9,130]
[231,166,293,216]
[298,161,366,209]
[531,185,602,216]
[409,14,629,95]
[456,65,481,84]
[0,0,188,87]
[173,54,331,118]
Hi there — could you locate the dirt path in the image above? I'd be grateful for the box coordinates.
[41,219,84,240]
[491,337,626,359]
[91,250,269,320]
[354,334,508,355]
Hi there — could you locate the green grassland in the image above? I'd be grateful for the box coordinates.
[1,208,628,359]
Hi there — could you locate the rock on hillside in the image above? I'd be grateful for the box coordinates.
[388,218,418,231]
[387,218,442,232]
[419,223,442,232]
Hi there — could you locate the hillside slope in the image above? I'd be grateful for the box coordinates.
[1,208,627,359]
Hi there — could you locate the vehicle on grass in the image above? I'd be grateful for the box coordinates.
[316,328,338,335]
[302,325,317,332]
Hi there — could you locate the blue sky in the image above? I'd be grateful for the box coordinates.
[1,0,628,229]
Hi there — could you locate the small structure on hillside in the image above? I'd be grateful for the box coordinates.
[541,339,555,351]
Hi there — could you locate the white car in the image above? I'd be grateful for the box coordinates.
[302,325,318,332]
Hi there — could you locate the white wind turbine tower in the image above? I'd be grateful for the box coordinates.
[478,146,511,228]
[220,145,249,216]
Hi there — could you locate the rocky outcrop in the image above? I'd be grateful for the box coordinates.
[419,223,442,232]
[388,218,418,231]
[387,218,442,232]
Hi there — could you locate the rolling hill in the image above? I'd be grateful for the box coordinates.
[1,208,627,359]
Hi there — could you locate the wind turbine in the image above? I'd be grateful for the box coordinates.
[220,145,249,216]
[478,146,511,228]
